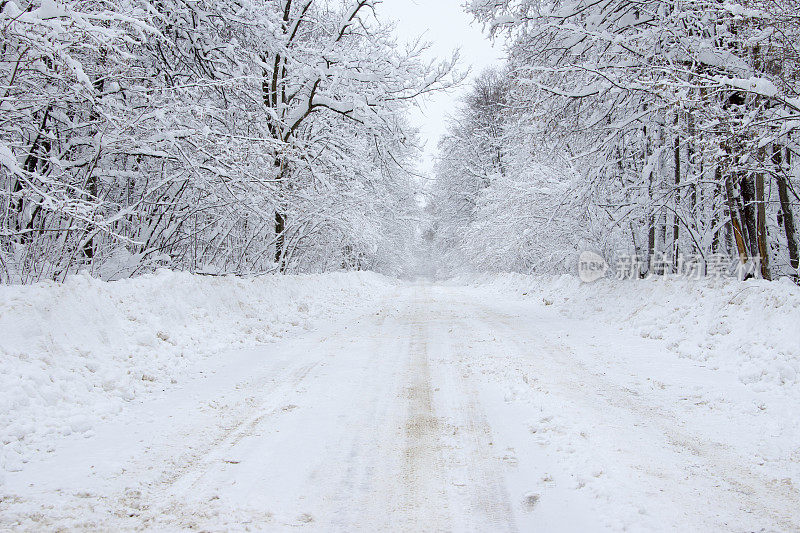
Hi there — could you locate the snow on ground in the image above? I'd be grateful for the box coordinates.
[458,273,800,394]
[453,274,800,529]
[1,273,799,531]
[0,270,395,474]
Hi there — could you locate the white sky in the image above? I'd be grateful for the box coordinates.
[375,0,504,177]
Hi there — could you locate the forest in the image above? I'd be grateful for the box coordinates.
[0,0,459,282]
[431,0,800,281]
[2,0,799,284]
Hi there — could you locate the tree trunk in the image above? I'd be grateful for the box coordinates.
[673,134,680,272]
[83,76,105,261]
[723,168,749,265]
[266,1,294,273]
[14,106,52,244]
[740,175,759,264]
[275,211,286,268]
[775,146,799,274]
[754,150,770,279]
[712,183,722,253]
[274,157,287,272]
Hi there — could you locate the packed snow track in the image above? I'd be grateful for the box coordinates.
[2,282,799,531]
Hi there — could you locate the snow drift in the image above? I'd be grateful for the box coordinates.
[457,273,800,394]
[0,270,396,474]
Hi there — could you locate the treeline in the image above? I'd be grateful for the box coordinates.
[430,0,799,281]
[0,0,457,283]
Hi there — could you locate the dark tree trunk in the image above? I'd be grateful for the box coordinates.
[83,76,105,261]
[754,152,770,279]
[265,0,296,274]
[274,157,287,271]
[14,106,52,244]
[740,175,759,264]
[712,184,722,253]
[775,146,799,274]
[723,168,749,266]
[673,135,680,272]
[647,214,655,275]
[275,211,286,269]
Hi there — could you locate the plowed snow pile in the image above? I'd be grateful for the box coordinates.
[0,271,395,474]
[458,273,800,393]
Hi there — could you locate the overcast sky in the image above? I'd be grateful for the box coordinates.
[375,0,504,177]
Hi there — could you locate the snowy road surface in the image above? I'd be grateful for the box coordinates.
[2,282,800,531]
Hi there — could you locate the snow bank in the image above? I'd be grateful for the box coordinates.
[455,273,800,392]
[0,270,395,474]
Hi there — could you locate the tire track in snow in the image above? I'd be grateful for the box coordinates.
[164,360,322,495]
[0,342,329,530]
[438,346,519,532]
[393,287,517,531]
[393,312,450,530]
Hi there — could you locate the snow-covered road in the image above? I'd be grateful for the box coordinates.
[2,282,799,531]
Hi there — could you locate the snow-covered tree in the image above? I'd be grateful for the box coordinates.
[438,0,800,280]
[0,0,458,282]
